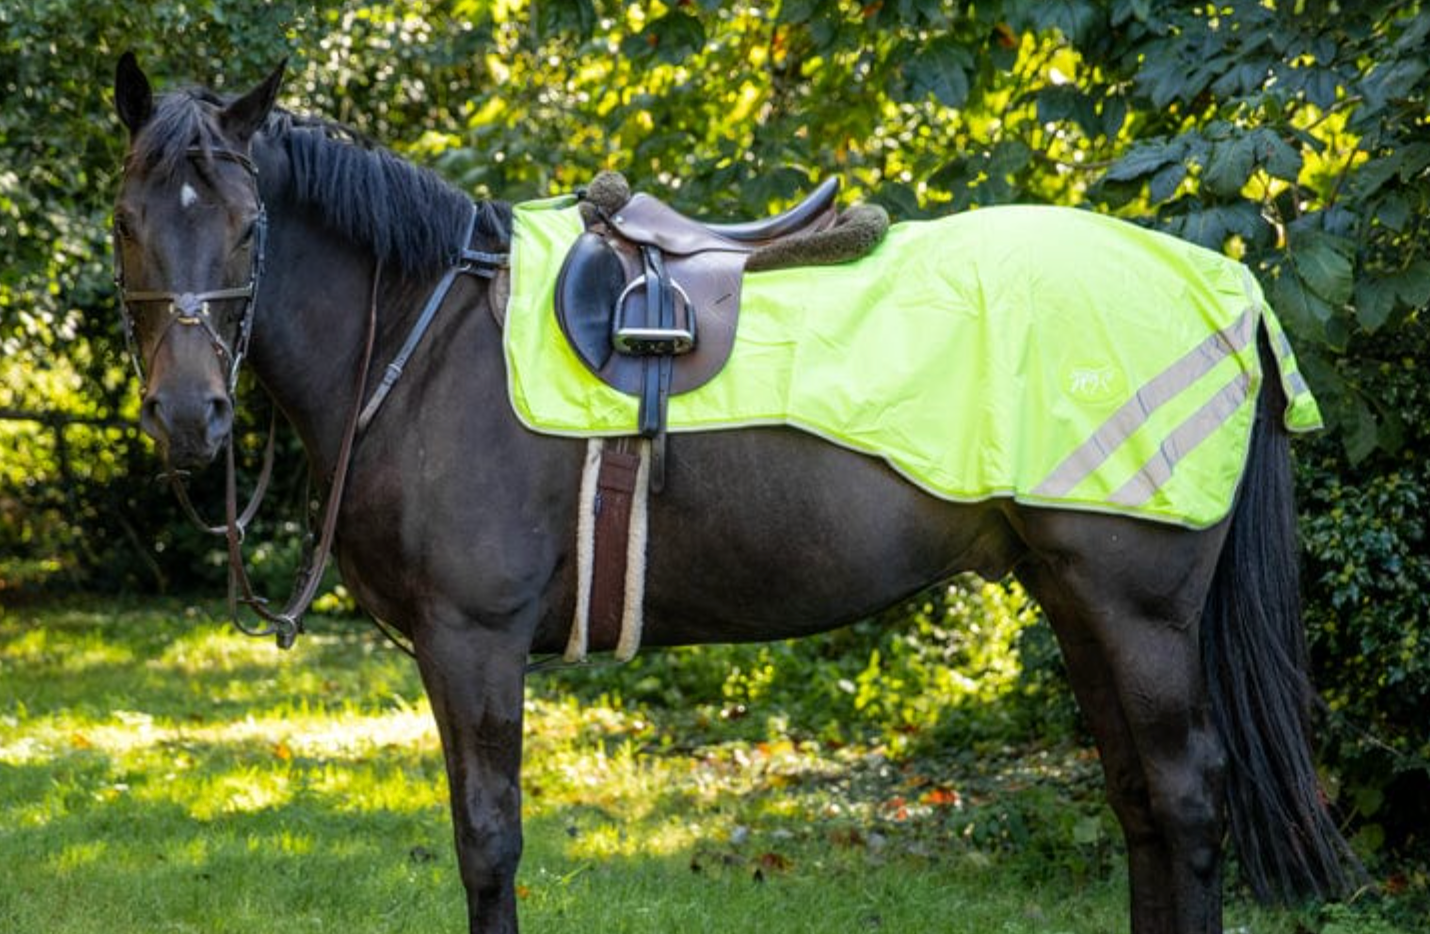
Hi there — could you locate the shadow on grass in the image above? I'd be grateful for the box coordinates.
[3,597,1413,934]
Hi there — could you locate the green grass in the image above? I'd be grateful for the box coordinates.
[1,597,1421,933]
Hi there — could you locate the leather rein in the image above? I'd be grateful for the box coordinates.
[117,146,509,649]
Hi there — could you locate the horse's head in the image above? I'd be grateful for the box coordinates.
[112,53,284,469]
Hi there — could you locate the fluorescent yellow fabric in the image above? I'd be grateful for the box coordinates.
[504,197,1322,528]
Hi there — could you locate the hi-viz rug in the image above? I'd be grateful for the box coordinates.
[503,196,1322,529]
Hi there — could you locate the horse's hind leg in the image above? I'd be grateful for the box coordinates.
[1014,509,1229,934]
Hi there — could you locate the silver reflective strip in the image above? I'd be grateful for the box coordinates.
[1107,370,1252,507]
[1269,325,1312,398]
[1033,307,1258,498]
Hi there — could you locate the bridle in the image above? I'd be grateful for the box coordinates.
[113,143,320,648]
[113,147,268,397]
[115,142,509,653]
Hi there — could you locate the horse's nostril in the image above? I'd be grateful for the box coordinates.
[139,396,167,441]
[208,396,232,424]
[206,395,234,443]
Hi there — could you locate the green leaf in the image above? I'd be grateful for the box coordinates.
[902,38,972,107]
[1030,0,1102,45]
[1250,127,1302,182]
[1345,393,1380,465]
[1147,161,1187,202]
[988,139,1032,179]
[533,0,597,40]
[1291,229,1355,305]
[1353,277,1397,333]
[1072,815,1103,845]
[644,11,706,64]
[1203,135,1256,197]
[1103,141,1176,182]
[1372,193,1411,232]
[1138,49,1189,110]
[1351,153,1401,198]
[778,0,820,23]
[1270,263,1336,345]
[869,182,923,221]
[1390,258,1430,308]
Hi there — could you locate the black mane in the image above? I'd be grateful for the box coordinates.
[129,88,510,277]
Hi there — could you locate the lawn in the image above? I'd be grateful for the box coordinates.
[0,597,1418,933]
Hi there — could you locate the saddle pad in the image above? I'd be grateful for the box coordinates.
[505,196,1321,529]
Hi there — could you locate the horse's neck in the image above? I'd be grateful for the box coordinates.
[247,207,389,480]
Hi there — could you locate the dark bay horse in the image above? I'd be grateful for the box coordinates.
[110,55,1358,934]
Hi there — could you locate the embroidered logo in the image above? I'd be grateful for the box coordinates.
[1065,363,1124,406]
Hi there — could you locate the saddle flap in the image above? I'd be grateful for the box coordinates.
[555,231,625,373]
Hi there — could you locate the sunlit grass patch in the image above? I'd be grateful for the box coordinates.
[1,597,1422,934]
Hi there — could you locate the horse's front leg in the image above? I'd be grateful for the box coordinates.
[413,610,531,934]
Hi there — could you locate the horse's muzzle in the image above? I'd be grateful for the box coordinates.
[140,388,233,469]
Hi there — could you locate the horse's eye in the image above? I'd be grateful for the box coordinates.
[114,214,135,240]
[237,222,256,247]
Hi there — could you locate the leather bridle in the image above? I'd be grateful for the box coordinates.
[113,147,267,397]
[115,143,509,652]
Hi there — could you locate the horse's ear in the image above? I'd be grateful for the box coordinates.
[220,58,286,144]
[115,51,153,136]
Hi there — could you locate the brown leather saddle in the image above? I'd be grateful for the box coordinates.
[555,176,841,439]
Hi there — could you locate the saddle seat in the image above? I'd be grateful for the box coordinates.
[609,176,842,252]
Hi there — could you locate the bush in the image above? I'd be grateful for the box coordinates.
[542,575,1075,757]
[1298,328,1430,859]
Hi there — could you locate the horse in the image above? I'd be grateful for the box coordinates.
[110,54,1359,934]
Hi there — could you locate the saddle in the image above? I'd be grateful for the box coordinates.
[549,172,888,660]
[555,172,887,442]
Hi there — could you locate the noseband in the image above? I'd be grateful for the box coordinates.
[113,147,268,396]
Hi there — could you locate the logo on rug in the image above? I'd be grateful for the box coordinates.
[1065,362,1125,406]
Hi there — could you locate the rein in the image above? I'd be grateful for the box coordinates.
[221,264,383,648]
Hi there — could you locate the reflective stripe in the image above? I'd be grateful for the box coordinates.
[1033,307,1257,498]
[1108,370,1252,507]
[1270,326,1312,397]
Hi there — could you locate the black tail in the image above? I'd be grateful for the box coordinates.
[1202,334,1363,903]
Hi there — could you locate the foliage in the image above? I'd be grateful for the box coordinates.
[1,0,1427,870]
